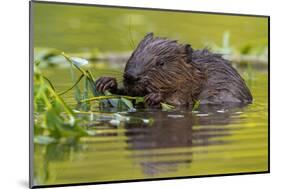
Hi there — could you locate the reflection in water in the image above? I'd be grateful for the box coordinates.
[34,139,83,185]
[124,105,241,176]
[34,67,268,186]
[126,110,194,176]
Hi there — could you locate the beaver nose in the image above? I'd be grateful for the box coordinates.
[124,72,139,83]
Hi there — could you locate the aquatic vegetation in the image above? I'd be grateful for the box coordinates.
[160,102,175,111]
[192,100,200,111]
[60,52,144,111]
[34,62,89,139]
[33,52,158,141]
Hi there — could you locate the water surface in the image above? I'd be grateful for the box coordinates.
[34,62,268,185]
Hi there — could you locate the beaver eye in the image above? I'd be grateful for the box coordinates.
[157,60,165,66]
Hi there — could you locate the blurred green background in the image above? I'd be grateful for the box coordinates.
[33,3,268,54]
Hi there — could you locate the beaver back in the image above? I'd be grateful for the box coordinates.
[123,33,252,106]
[192,49,253,104]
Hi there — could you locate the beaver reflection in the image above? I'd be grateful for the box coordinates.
[124,105,241,176]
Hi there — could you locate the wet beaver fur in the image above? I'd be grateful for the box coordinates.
[96,33,253,107]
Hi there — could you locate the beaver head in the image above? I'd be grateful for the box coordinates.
[123,33,204,104]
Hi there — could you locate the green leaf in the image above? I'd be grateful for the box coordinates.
[161,102,175,111]
[192,100,200,111]
[121,97,134,110]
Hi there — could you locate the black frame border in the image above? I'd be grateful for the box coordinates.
[29,0,270,188]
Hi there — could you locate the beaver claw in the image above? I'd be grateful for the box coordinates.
[95,77,117,93]
[144,93,162,107]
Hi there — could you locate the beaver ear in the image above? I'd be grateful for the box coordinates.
[184,44,193,63]
[144,32,154,39]
[137,32,154,49]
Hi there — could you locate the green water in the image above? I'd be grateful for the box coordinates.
[33,62,268,185]
[32,2,268,186]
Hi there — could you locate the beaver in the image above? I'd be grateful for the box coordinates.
[95,33,253,107]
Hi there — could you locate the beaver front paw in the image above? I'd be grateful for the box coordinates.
[144,93,162,107]
[95,77,117,93]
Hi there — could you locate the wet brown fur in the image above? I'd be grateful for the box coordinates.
[96,33,252,107]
